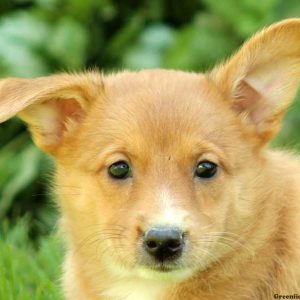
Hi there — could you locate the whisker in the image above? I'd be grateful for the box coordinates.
[200,232,254,255]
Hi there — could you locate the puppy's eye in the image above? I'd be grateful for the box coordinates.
[195,161,218,179]
[108,161,132,179]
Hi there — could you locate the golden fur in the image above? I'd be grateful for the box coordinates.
[1,19,300,300]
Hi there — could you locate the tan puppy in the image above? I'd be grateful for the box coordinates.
[1,19,300,300]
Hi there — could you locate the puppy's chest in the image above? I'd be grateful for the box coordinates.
[102,279,168,300]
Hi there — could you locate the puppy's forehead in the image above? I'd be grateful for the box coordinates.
[105,69,205,97]
[104,69,217,109]
[84,70,240,157]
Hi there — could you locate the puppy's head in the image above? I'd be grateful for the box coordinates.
[1,19,300,282]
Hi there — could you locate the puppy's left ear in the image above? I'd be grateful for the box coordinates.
[0,72,103,155]
[209,19,300,144]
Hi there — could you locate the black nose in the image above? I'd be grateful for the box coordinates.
[143,227,184,261]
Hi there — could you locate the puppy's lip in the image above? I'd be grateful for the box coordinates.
[149,265,178,273]
[140,262,183,273]
[136,263,196,282]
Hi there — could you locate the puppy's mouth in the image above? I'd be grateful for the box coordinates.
[136,262,195,282]
[141,261,183,273]
[136,253,193,281]
[152,265,179,273]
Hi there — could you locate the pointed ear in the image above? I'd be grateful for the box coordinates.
[0,72,103,155]
[209,19,300,144]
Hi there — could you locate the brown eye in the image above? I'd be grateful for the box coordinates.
[108,161,132,179]
[195,161,218,179]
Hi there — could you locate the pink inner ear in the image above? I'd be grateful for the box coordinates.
[232,76,280,127]
[236,60,295,124]
[58,99,84,123]
[17,98,88,153]
[232,80,260,113]
[32,99,85,147]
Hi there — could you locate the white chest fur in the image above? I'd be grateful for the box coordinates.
[101,278,169,300]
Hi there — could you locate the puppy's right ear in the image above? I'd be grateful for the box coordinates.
[0,72,103,155]
[209,19,300,145]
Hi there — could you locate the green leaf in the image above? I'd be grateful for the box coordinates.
[47,17,89,70]
[163,14,239,70]
[0,11,51,76]
[122,24,176,69]
[0,144,44,218]
[203,0,277,38]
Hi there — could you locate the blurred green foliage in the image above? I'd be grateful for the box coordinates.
[0,0,300,240]
[0,218,62,299]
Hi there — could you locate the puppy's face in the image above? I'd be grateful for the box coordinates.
[1,19,300,283]
[56,71,259,281]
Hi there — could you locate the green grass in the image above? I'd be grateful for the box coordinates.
[0,218,63,300]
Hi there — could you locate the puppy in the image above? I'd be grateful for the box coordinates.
[1,19,300,300]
